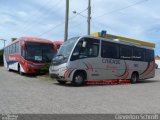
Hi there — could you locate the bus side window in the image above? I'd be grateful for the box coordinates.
[12,44,14,54]
[9,46,11,54]
[145,49,154,62]
[7,47,9,54]
[20,41,26,58]
[120,45,132,60]
[10,45,13,54]
[133,47,145,61]
[101,41,119,59]
[15,42,20,53]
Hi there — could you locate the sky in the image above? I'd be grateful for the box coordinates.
[0,0,160,55]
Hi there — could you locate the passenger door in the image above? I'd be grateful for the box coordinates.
[100,41,121,80]
[70,37,100,80]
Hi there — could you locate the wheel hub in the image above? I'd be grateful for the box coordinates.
[75,76,83,84]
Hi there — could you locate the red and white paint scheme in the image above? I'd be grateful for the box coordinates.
[3,37,60,74]
[49,33,156,86]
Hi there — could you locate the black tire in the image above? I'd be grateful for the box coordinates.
[130,73,139,84]
[72,72,86,86]
[57,80,67,85]
[18,64,23,75]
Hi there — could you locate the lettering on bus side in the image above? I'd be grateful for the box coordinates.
[102,58,120,64]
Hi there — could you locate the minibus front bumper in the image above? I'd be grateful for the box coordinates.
[50,73,71,82]
[50,73,64,79]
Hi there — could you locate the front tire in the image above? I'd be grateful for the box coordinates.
[57,80,67,85]
[18,64,23,75]
[130,73,139,84]
[72,72,86,86]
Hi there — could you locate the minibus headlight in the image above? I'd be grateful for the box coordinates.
[60,67,67,71]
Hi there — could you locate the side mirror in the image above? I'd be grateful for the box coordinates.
[82,41,87,48]
[72,52,79,56]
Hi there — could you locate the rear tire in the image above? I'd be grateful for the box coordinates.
[130,73,139,84]
[18,64,23,75]
[57,80,67,85]
[72,72,86,86]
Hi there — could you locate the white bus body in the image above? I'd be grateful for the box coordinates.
[49,36,155,86]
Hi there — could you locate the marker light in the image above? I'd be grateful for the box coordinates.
[101,30,107,37]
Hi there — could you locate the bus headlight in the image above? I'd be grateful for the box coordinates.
[28,64,34,67]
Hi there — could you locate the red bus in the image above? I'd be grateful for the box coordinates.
[3,37,58,75]
[53,41,63,50]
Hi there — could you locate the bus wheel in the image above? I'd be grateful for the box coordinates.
[57,80,66,85]
[72,72,86,86]
[18,64,23,75]
[130,73,139,84]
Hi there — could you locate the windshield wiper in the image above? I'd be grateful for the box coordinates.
[57,54,63,56]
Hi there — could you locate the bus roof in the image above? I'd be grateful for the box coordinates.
[53,41,64,45]
[90,32,155,48]
[19,37,53,43]
[81,36,153,50]
[6,37,53,47]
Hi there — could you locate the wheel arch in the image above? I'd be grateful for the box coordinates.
[17,63,21,71]
[131,71,139,78]
[17,62,25,73]
[130,71,139,83]
[72,69,87,81]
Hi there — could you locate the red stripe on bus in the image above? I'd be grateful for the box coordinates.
[87,80,131,85]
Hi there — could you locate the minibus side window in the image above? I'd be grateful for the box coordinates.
[101,41,119,59]
[120,45,133,60]
[133,47,145,61]
[145,49,154,62]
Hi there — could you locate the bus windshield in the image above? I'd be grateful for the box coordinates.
[53,37,79,65]
[57,37,79,58]
[25,42,54,62]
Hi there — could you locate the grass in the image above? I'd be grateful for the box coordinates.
[36,73,52,81]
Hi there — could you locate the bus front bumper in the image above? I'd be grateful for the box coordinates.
[26,68,48,74]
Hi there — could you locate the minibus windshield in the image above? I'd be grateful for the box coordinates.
[53,37,79,65]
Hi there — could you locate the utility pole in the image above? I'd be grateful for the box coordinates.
[64,0,69,41]
[87,0,91,35]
